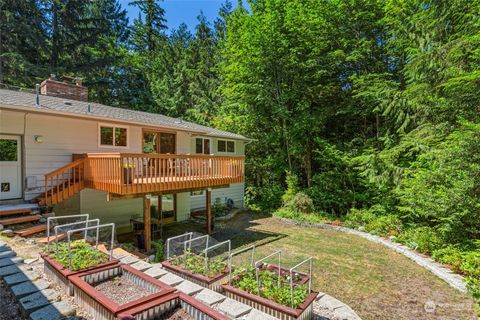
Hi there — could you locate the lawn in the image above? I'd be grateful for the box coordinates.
[166,211,476,320]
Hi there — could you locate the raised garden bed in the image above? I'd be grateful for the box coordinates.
[222,264,317,320]
[41,241,119,295]
[70,264,176,320]
[118,292,230,320]
[162,250,229,292]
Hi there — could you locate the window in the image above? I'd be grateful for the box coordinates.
[190,190,204,196]
[99,125,128,147]
[217,139,235,153]
[0,139,18,161]
[195,138,210,154]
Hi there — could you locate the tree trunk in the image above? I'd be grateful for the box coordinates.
[51,0,59,68]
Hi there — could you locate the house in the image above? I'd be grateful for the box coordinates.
[0,76,248,249]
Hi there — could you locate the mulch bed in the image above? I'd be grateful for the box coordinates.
[93,275,153,305]
[158,307,194,320]
[0,280,27,320]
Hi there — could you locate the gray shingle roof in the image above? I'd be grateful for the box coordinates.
[0,88,249,140]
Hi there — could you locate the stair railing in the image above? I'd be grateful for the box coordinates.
[44,158,86,205]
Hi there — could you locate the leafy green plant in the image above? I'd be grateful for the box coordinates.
[282,171,299,205]
[231,265,309,308]
[47,240,109,271]
[169,250,227,278]
[289,192,314,214]
[152,240,164,263]
[212,198,229,217]
[396,227,443,254]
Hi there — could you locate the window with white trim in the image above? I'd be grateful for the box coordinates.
[99,124,128,147]
[217,139,235,153]
[195,137,211,154]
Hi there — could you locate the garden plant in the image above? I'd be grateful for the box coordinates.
[46,240,109,271]
[169,249,227,278]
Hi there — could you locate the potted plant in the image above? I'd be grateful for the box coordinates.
[41,240,119,295]
[221,263,318,320]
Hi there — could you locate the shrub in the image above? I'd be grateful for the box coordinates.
[289,192,314,214]
[282,171,299,205]
[365,215,402,236]
[212,198,229,217]
[344,208,376,229]
[432,246,464,273]
[397,226,443,254]
[152,240,164,263]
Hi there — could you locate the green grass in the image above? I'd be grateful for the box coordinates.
[165,211,476,320]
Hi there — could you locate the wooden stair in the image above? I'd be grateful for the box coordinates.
[0,215,41,226]
[37,234,66,244]
[0,207,32,217]
[14,225,49,237]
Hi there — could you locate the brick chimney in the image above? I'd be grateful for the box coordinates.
[40,74,88,102]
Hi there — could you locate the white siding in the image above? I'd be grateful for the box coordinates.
[1,108,246,225]
[190,183,245,211]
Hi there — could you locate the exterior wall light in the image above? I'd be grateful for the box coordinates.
[34,135,44,143]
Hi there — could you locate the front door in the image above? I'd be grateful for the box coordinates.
[0,135,22,200]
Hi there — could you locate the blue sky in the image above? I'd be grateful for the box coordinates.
[118,0,229,32]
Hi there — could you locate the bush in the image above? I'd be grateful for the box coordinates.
[288,192,314,214]
[152,240,164,263]
[282,171,299,205]
[245,184,283,211]
[365,215,402,236]
[344,208,376,229]
[397,226,443,254]
[212,198,229,217]
[432,246,464,273]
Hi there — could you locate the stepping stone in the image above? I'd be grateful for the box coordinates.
[244,309,278,320]
[130,260,152,272]
[159,273,184,286]
[175,280,203,295]
[29,301,76,320]
[195,289,225,306]
[0,264,32,278]
[119,255,139,265]
[217,298,252,318]
[11,279,50,298]
[144,266,168,278]
[317,294,345,311]
[0,240,6,247]
[4,270,40,286]
[0,250,16,259]
[0,245,11,252]
[0,256,23,267]
[20,289,61,315]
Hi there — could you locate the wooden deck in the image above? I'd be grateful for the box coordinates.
[40,153,244,205]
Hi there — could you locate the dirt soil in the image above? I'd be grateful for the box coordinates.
[94,275,153,305]
[0,280,27,320]
[158,307,195,320]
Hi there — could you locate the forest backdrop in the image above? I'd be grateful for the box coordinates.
[1,0,479,304]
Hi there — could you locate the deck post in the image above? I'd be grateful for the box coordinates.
[206,188,212,235]
[143,194,151,251]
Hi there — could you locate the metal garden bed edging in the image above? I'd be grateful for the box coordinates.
[42,223,119,295]
[117,292,230,320]
[70,264,176,320]
[222,251,316,320]
[162,236,231,292]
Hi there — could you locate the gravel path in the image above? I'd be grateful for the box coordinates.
[94,275,153,305]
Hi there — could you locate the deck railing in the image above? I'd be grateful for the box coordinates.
[41,153,244,205]
[83,153,245,194]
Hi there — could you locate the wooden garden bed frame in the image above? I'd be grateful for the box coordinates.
[70,264,176,320]
[161,259,229,292]
[41,252,119,296]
